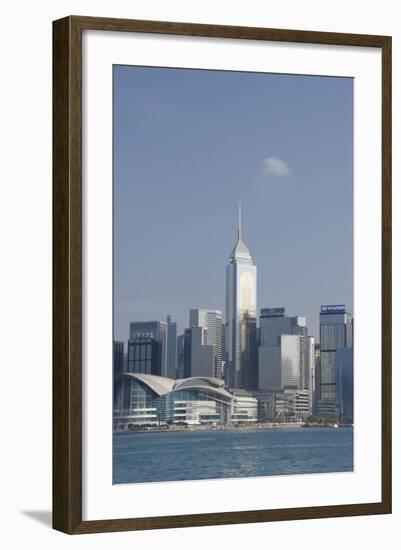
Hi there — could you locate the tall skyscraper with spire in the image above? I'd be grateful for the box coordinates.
[225,205,258,390]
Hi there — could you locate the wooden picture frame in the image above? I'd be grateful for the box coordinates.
[53,15,392,534]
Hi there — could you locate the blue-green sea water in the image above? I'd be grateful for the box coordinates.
[113,427,353,484]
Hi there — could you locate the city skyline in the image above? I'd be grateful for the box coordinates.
[112,61,354,487]
[114,205,352,345]
[113,65,353,345]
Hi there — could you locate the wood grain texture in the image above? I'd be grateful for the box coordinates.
[68,15,389,47]
[52,16,82,534]
[52,15,392,535]
[381,36,392,514]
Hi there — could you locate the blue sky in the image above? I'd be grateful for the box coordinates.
[113,65,353,343]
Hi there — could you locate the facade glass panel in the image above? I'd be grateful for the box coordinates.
[113,340,124,374]
[319,306,353,414]
[189,309,223,378]
[225,214,257,390]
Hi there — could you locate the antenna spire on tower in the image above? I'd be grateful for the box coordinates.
[238,202,242,239]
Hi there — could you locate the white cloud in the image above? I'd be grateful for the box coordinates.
[263,157,290,177]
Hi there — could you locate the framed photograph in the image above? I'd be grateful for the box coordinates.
[53,16,392,534]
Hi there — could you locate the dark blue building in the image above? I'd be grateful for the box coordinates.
[113,340,124,375]
[335,347,354,422]
[127,337,162,376]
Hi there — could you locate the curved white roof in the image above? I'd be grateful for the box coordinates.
[120,373,232,400]
[122,373,175,396]
[174,376,225,390]
[174,384,232,400]
[174,377,232,399]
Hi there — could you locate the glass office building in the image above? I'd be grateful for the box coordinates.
[176,334,185,379]
[183,326,214,378]
[225,207,257,390]
[335,347,354,421]
[189,309,223,379]
[127,337,162,376]
[319,305,353,404]
[166,315,177,379]
[259,307,307,347]
[258,308,313,398]
[113,340,124,375]
[129,320,168,376]
[280,334,315,393]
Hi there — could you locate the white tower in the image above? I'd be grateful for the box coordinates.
[225,205,257,389]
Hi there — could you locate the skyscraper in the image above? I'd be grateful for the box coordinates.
[176,334,185,379]
[280,334,314,392]
[259,307,307,347]
[183,326,214,378]
[258,307,308,390]
[113,340,124,375]
[318,304,353,417]
[225,205,257,390]
[311,344,321,415]
[335,347,354,422]
[166,315,177,379]
[129,321,168,376]
[189,309,223,378]
[127,337,162,375]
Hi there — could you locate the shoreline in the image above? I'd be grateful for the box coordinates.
[114,423,353,435]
